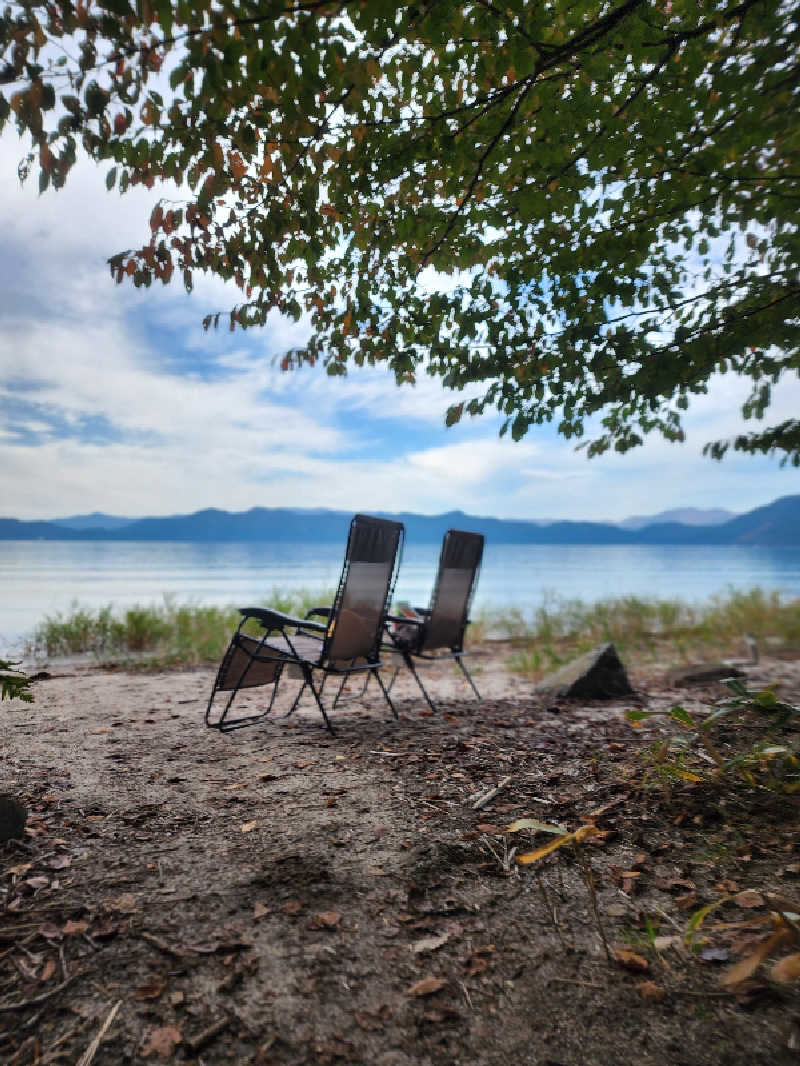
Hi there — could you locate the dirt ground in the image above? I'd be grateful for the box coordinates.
[2,646,800,1066]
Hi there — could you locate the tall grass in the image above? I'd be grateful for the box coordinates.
[25,590,333,666]
[471,588,800,678]
[24,587,799,673]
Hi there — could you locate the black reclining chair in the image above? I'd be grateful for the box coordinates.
[206,514,404,734]
[384,529,484,712]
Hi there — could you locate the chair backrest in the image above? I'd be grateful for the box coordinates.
[324,514,405,663]
[420,529,484,653]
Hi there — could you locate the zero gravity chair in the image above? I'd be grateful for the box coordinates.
[205,514,405,734]
[384,529,484,712]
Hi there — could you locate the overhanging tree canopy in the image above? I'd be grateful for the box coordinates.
[1,0,798,461]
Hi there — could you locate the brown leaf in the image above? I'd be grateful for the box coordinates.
[48,854,72,870]
[612,948,649,972]
[475,823,503,834]
[315,911,342,929]
[734,889,765,909]
[40,958,57,982]
[141,1026,183,1058]
[412,932,450,954]
[239,821,258,833]
[637,980,666,1002]
[770,952,800,983]
[109,892,139,914]
[135,980,167,1001]
[281,900,303,916]
[407,976,448,997]
[63,919,89,935]
[253,902,270,919]
[721,929,794,987]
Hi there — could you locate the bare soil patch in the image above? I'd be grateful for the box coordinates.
[2,648,800,1065]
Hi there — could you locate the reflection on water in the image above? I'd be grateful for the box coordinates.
[1,539,800,650]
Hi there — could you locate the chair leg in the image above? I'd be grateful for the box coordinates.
[371,667,399,719]
[281,677,309,719]
[403,653,438,713]
[305,667,336,735]
[384,663,401,695]
[455,655,481,701]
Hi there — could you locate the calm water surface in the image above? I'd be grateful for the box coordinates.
[2,539,800,651]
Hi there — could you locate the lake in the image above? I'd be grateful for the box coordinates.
[2,539,800,653]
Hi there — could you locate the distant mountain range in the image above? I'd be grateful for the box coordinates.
[617,506,737,530]
[0,496,798,546]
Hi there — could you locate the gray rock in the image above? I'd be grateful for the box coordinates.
[536,642,634,700]
[0,794,27,842]
[665,663,745,688]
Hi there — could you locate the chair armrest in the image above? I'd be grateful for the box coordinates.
[385,613,424,627]
[238,607,325,632]
[305,606,333,620]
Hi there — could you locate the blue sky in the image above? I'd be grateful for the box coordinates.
[1,126,798,523]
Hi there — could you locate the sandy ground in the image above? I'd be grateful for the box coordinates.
[2,646,800,1065]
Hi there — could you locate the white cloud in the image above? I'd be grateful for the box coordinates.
[1,127,798,525]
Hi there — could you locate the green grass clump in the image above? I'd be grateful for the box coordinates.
[26,589,333,666]
[497,587,800,679]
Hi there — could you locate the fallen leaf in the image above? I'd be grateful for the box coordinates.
[412,932,450,954]
[109,892,139,914]
[612,948,649,972]
[637,980,666,1002]
[282,900,303,916]
[141,1025,183,1058]
[40,958,57,982]
[239,821,258,833]
[294,760,314,769]
[24,876,50,891]
[407,976,447,997]
[135,980,167,1001]
[63,919,89,935]
[326,796,337,808]
[734,889,765,909]
[316,910,342,929]
[48,855,72,870]
[8,862,33,876]
[653,935,682,952]
[770,952,800,983]
[721,928,794,987]
[253,902,270,919]
[170,991,185,1007]
[475,823,503,835]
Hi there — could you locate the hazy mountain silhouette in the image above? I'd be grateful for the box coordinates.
[1,495,798,546]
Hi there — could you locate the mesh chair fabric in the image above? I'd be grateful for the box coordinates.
[419,530,484,652]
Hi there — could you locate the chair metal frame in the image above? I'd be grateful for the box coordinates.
[205,514,404,735]
[383,529,484,712]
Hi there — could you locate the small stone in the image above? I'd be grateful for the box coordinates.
[665,663,745,687]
